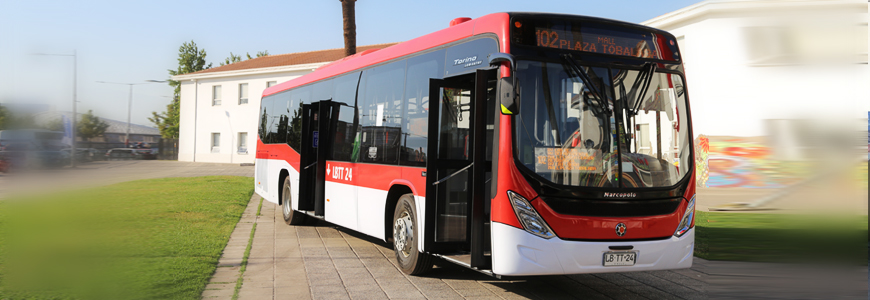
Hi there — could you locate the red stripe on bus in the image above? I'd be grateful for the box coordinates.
[323,161,427,197]
[490,114,526,230]
[257,139,427,197]
[684,170,696,228]
[534,199,684,240]
[257,138,301,171]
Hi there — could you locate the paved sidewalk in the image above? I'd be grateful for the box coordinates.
[210,195,711,300]
[208,196,868,300]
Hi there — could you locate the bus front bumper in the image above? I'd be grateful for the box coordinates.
[491,222,694,276]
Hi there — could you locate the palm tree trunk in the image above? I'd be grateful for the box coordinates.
[341,0,357,57]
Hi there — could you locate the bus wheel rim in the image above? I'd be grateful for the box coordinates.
[394,212,413,258]
[283,189,291,216]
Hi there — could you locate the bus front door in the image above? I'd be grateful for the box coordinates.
[299,100,340,216]
[425,69,495,269]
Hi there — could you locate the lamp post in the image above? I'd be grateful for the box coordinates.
[96,80,165,147]
[34,51,78,167]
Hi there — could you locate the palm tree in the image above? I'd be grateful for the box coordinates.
[340,0,357,57]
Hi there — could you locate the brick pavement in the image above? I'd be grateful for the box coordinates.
[214,195,712,300]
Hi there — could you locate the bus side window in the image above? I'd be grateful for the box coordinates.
[258,95,275,143]
[312,79,333,102]
[361,60,406,165]
[332,72,361,162]
[400,49,445,167]
[283,85,310,149]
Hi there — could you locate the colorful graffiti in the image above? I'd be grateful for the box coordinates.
[694,136,810,188]
[694,135,709,187]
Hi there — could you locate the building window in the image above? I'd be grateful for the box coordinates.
[212,85,222,106]
[238,132,248,154]
[211,132,220,153]
[266,81,277,88]
[239,83,248,104]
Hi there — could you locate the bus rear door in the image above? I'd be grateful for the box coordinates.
[299,100,340,216]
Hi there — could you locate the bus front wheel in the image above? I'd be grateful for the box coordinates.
[282,177,307,225]
[392,194,432,275]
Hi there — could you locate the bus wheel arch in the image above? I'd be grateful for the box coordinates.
[277,169,290,206]
[384,185,413,243]
[280,170,306,225]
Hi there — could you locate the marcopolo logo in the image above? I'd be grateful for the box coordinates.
[603,192,637,198]
[615,223,627,237]
[453,56,482,68]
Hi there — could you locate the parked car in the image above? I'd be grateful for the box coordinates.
[105,148,157,160]
[0,151,25,170]
[133,149,157,160]
[88,148,106,161]
[60,148,90,164]
[0,154,9,173]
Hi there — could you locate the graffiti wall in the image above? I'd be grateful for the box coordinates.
[694,136,809,188]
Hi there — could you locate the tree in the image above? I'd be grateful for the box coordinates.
[151,40,212,139]
[220,52,242,66]
[77,110,109,140]
[223,50,269,66]
[44,117,64,132]
[340,0,357,57]
[0,107,36,130]
[0,105,8,130]
[150,98,180,139]
[246,51,270,59]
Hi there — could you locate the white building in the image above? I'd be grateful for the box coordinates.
[642,0,868,141]
[172,43,396,163]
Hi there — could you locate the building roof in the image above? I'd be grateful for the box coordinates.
[186,43,400,76]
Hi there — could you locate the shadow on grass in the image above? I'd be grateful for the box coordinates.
[695,226,868,264]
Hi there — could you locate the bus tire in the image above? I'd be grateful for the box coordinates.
[392,193,432,275]
[282,177,306,225]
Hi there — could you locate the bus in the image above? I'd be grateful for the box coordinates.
[0,129,66,169]
[255,12,695,276]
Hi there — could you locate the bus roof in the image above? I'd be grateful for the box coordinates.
[261,12,677,98]
[262,12,510,97]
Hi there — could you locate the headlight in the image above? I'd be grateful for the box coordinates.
[507,191,554,239]
[673,195,695,237]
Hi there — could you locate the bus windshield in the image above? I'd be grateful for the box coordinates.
[514,59,690,188]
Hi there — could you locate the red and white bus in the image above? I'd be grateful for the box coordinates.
[255,12,695,276]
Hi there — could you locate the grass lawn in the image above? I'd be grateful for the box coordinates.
[0,176,253,300]
[694,211,868,263]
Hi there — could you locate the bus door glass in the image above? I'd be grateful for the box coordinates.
[299,100,339,215]
[425,69,496,268]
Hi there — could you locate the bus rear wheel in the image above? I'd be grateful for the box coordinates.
[393,194,432,275]
[282,177,307,225]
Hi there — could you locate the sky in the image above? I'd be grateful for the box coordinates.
[0,0,701,127]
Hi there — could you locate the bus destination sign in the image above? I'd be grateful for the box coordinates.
[534,28,661,59]
[534,147,602,173]
[511,17,679,61]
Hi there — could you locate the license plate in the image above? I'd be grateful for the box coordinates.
[602,251,637,266]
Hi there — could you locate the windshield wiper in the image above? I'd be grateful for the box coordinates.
[540,62,561,146]
[629,62,657,116]
[560,54,612,152]
[560,54,607,109]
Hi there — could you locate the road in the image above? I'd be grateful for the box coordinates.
[0,160,254,199]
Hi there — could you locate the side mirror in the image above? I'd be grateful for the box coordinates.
[488,53,519,115]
